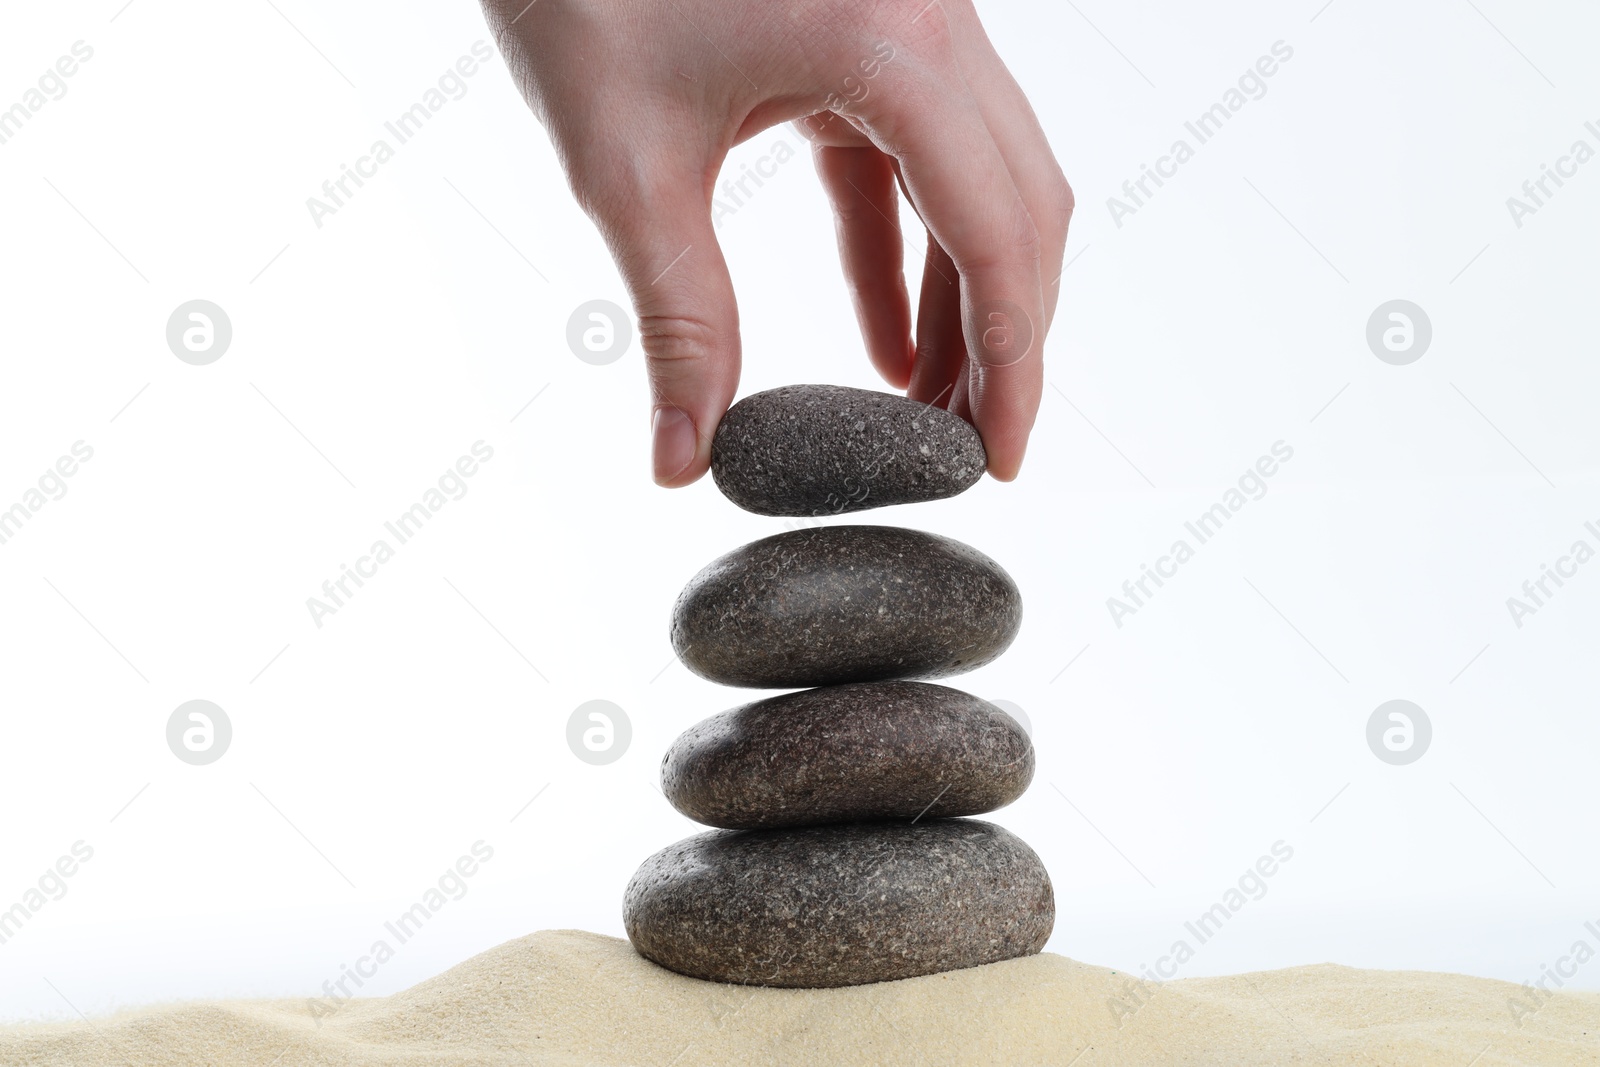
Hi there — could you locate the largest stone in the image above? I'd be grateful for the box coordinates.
[623,819,1054,987]
[711,384,987,516]
[671,526,1022,688]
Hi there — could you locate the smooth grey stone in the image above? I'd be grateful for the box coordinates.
[662,682,1033,830]
[623,819,1053,987]
[711,385,987,516]
[670,525,1022,688]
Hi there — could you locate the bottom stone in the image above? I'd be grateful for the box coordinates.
[623,819,1054,987]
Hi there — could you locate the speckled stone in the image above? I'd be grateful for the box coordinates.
[662,682,1033,830]
[711,385,987,516]
[623,819,1054,987]
[670,526,1022,688]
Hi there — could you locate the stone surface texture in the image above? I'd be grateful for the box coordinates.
[623,819,1054,987]
[671,525,1022,688]
[662,681,1033,829]
[710,385,987,517]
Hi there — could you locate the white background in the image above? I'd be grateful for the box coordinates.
[2,0,1598,1022]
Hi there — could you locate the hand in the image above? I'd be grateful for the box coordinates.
[482,0,1072,485]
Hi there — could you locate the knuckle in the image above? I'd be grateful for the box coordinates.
[846,269,904,305]
[951,204,1039,276]
[898,24,955,74]
[561,146,649,221]
[831,183,878,227]
[814,0,877,34]
[1009,204,1044,261]
[832,196,866,227]
[879,0,955,50]
[1055,174,1076,225]
[638,314,722,370]
[820,0,954,78]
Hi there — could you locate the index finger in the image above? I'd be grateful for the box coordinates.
[853,29,1045,479]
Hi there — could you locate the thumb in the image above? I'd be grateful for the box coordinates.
[584,159,738,488]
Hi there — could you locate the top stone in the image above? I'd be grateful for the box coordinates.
[711,385,987,516]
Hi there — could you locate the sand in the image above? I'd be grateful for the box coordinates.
[1,931,1595,1065]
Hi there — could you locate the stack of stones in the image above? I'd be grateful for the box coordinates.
[624,384,1053,988]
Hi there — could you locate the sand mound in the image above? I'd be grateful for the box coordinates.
[1,930,1595,1065]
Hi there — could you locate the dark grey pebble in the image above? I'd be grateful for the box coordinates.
[662,681,1033,830]
[711,385,987,516]
[623,819,1054,987]
[670,525,1022,688]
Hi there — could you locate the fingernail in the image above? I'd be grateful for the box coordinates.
[651,406,698,485]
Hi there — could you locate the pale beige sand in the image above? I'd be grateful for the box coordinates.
[2,931,1596,1065]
